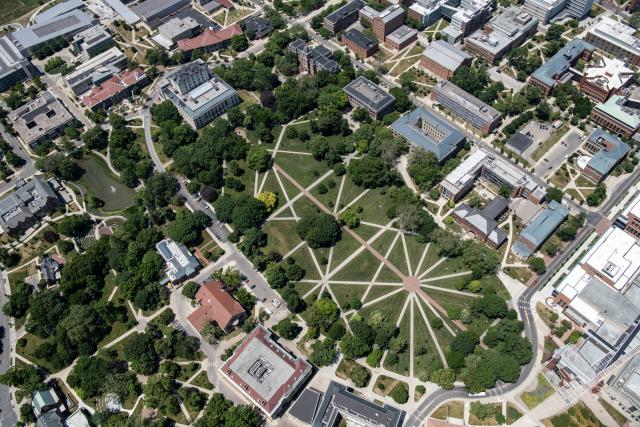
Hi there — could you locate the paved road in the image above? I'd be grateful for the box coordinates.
[533,129,583,177]
[0,274,17,427]
[141,109,286,313]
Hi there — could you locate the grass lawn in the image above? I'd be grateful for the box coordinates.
[363,285,401,304]
[520,374,554,409]
[384,311,410,375]
[369,229,398,256]
[329,283,367,311]
[404,235,429,275]
[110,332,138,360]
[423,288,474,315]
[507,404,523,424]
[16,334,58,373]
[293,282,318,298]
[566,188,585,203]
[427,255,468,277]
[178,362,200,382]
[432,401,464,420]
[390,56,419,77]
[100,273,117,302]
[335,359,371,387]
[309,175,340,211]
[469,402,502,426]
[292,196,322,219]
[544,402,605,427]
[575,175,596,188]
[328,232,363,270]
[360,291,407,325]
[263,220,303,257]
[598,398,628,426]
[336,178,367,210]
[0,0,41,27]
[275,152,331,188]
[380,236,410,279]
[289,247,322,280]
[373,375,408,398]
[418,297,455,351]
[237,90,257,105]
[354,188,396,226]
[354,223,383,242]
[549,169,571,189]
[504,267,533,284]
[331,249,381,281]
[190,371,214,390]
[224,160,255,198]
[412,303,441,381]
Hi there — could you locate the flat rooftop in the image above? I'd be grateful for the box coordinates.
[531,38,595,87]
[8,91,73,146]
[587,16,640,56]
[343,76,395,113]
[433,81,501,123]
[386,25,416,44]
[34,0,84,24]
[131,0,189,20]
[220,325,312,416]
[441,148,488,194]
[324,0,363,24]
[583,56,634,93]
[422,40,472,71]
[0,36,28,78]
[593,94,640,130]
[11,9,93,50]
[343,28,378,50]
[582,227,640,291]
[465,6,537,55]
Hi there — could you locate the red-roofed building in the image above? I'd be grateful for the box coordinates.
[177,24,243,52]
[217,0,234,9]
[82,68,148,111]
[187,280,245,332]
[220,325,313,418]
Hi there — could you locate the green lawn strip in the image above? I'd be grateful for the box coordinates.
[432,401,464,420]
[382,236,410,278]
[293,281,319,298]
[479,275,510,299]
[360,291,408,326]
[418,297,455,351]
[575,175,596,188]
[404,234,428,275]
[421,276,465,291]
[369,229,399,257]
[109,332,138,361]
[263,220,303,257]
[598,398,628,426]
[376,265,405,282]
[279,124,313,152]
[309,175,340,209]
[412,301,440,381]
[293,196,322,219]
[100,272,117,302]
[427,255,468,277]
[331,250,381,281]
[178,362,200,382]
[422,288,475,316]
[224,161,255,198]
[337,177,367,210]
[506,404,523,424]
[190,371,214,390]
[355,188,396,226]
[520,373,554,409]
[416,244,444,278]
[275,152,331,188]
[329,283,367,311]
[566,188,585,202]
[362,285,402,304]
[328,232,365,271]
[354,223,382,241]
[289,248,321,281]
[304,289,319,304]
[545,402,604,427]
[384,311,410,376]
[311,246,330,269]
[469,402,502,425]
[16,334,59,373]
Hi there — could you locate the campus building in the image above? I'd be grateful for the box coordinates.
[343,76,395,119]
[584,17,640,67]
[463,7,538,64]
[8,91,73,148]
[421,40,472,79]
[177,24,243,53]
[590,94,640,139]
[243,16,273,39]
[288,39,340,75]
[522,0,592,24]
[34,0,85,24]
[452,196,509,248]
[0,177,61,236]
[341,29,378,58]
[512,200,569,258]
[219,325,313,418]
[390,107,466,163]
[9,9,93,56]
[157,17,201,48]
[529,39,594,95]
[187,280,245,331]
[157,59,241,129]
[0,36,35,92]
[131,0,190,28]
[82,67,149,111]
[296,381,405,426]
[372,5,404,42]
[323,0,364,33]
[579,129,630,183]
[605,354,640,424]
[384,26,417,51]
[63,46,128,95]
[407,0,491,43]
[71,25,114,58]
[155,238,200,284]
[480,154,546,202]
[104,0,141,25]
[617,193,640,239]
[439,148,488,200]
[431,81,502,135]
[579,56,635,103]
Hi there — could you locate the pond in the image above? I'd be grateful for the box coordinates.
[75,156,136,212]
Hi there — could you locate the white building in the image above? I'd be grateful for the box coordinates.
[585,17,640,67]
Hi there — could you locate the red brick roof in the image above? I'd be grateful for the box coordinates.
[218,0,233,8]
[187,280,244,331]
[220,325,312,417]
[177,24,243,51]
[82,68,146,109]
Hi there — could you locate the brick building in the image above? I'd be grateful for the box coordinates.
[372,5,404,42]
[342,28,379,58]
[420,40,472,79]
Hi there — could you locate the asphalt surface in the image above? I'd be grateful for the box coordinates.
[0,273,17,427]
[533,129,583,177]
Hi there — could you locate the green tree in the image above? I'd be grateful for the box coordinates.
[56,215,91,237]
[310,338,336,366]
[246,145,273,172]
[390,383,408,404]
[528,257,546,274]
[182,281,200,299]
[349,364,371,387]
[275,318,300,340]
[306,298,339,331]
[81,126,109,150]
[430,368,456,390]
[297,213,341,248]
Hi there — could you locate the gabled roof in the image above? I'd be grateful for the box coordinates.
[83,67,146,108]
[187,280,244,330]
[531,39,594,88]
[177,24,242,51]
[586,129,630,175]
[514,200,568,257]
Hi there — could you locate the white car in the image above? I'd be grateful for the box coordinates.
[272,299,281,308]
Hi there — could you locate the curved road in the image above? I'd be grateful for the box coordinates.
[405,163,640,426]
